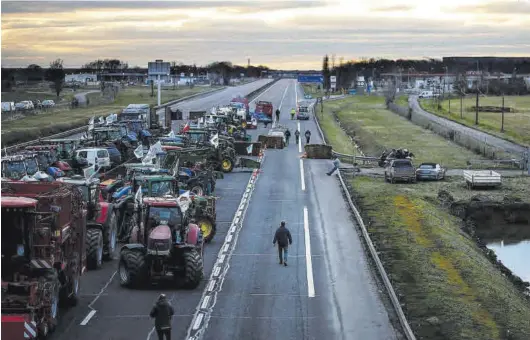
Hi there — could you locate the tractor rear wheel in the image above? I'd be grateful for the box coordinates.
[86,228,103,270]
[183,251,204,289]
[119,250,147,288]
[189,182,204,196]
[103,211,118,261]
[197,218,216,243]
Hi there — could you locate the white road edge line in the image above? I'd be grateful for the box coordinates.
[79,270,117,326]
[299,159,306,191]
[304,206,315,298]
[79,310,97,326]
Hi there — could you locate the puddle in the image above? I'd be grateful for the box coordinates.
[486,239,530,282]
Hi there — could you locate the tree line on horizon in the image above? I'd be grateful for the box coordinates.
[321,55,530,96]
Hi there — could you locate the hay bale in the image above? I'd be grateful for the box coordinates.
[304,144,333,159]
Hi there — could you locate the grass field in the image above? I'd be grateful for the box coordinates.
[419,95,530,146]
[1,87,78,104]
[320,95,485,168]
[1,86,215,146]
[311,92,530,340]
[349,176,530,340]
[395,94,409,107]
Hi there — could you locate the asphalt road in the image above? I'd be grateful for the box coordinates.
[190,79,400,340]
[48,80,283,340]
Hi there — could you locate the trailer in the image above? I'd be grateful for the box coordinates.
[463,170,502,189]
[1,181,87,339]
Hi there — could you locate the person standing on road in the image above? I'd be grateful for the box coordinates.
[326,157,341,176]
[273,221,292,266]
[150,294,174,340]
[290,108,296,120]
[294,130,300,145]
[284,129,291,146]
[305,130,311,144]
[275,108,280,122]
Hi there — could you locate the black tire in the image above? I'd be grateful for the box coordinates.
[86,228,103,270]
[67,275,80,307]
[103,211,117,261]
[118,250,147,288]
[183,250,204,289]
[189,182,204,196]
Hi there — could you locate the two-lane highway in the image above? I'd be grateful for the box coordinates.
[49,79,285,340]
[188,79,401,340]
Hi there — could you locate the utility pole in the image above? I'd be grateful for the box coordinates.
[460,94,463,119]
[475,89,479,125]
[501,95,505,132]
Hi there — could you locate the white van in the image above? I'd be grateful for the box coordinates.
[418,91,439,99]
[75,148,111,169]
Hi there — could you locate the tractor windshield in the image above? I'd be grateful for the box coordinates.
[24,158,39,176]
[4,161,26,179]
[76,185,97,203]
[109,130,122,140]
[149,180,175,197]
[1,209,31,280]
[148,206,181,227]
[35,153,50,168]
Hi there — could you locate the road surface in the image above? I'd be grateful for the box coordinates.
[189,79,400,340]
[50,79,400,340]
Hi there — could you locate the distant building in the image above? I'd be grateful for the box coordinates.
[65,73,97,83]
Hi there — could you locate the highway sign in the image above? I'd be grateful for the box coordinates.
[298,75,324,83]
[330,76,337,83]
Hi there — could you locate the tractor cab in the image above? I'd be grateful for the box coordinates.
[57,176,101,221]
[24,145,73,177]
[185,129,210,145]
[1,155,30,180]
[40,138,83,160]
[91,127,123,144]
[133,175,178,198]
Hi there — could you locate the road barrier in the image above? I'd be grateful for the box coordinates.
[310,88,417,340]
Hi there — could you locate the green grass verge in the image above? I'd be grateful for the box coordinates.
[321,95,485,168]
[1,86,215,146]
[395,95,409,107]
[419,95,530,146]
[314,93,530,340]
[349,176,530,340]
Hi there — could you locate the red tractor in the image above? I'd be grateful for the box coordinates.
[57,176,118,270]
[1,181,86,339]
[118,197,204,289]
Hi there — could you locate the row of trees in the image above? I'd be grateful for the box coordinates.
[321,56,529,95]
[1,59,65,96]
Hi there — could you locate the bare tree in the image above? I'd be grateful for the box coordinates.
[45,59,66,97]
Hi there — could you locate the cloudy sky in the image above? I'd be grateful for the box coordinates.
[1,0,530,69]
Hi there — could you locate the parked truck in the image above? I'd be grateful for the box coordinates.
[255,101,273,118]
[1,181,87,339]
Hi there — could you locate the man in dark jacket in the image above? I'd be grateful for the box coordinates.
[305,130,311,144]
[273,221,292,266]
[150,294,174,340]
[275,108,280,122]
[284,129,291,146]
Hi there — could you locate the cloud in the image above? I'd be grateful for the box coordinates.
[2,0,529,69]
[451,0,530,14]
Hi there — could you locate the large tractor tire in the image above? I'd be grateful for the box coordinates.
[188,181,205,196]
[103,211,118,261]
[220,157,234,173]
[183,251,204,289]
[118,249,147,288]
[86,228,104,270]
[197,218,216,243]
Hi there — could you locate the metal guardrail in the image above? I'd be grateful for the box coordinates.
[310,91,417,340]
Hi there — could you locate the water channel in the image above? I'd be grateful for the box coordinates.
[487,239,530,283]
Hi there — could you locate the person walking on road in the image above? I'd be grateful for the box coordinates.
[275,108,280,122]
[305,130,311,144]
[294,130,300,145]
[327,157,341,176]
[150,294,174,340]
[284,129,291,146]
[290,108,296,120]
[273,221,292,266]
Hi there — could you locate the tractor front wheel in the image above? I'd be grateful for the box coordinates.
[183,251,204,289]
[104,211,118,261]
[197,218,216,243]
[86,228,103,270]
[118,250,147,288]
[221,158,234,173]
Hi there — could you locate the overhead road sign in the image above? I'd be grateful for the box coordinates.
[298,75,324,83]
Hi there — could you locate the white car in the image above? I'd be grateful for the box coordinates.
[15,101,34,110]
[41,99,56,108]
